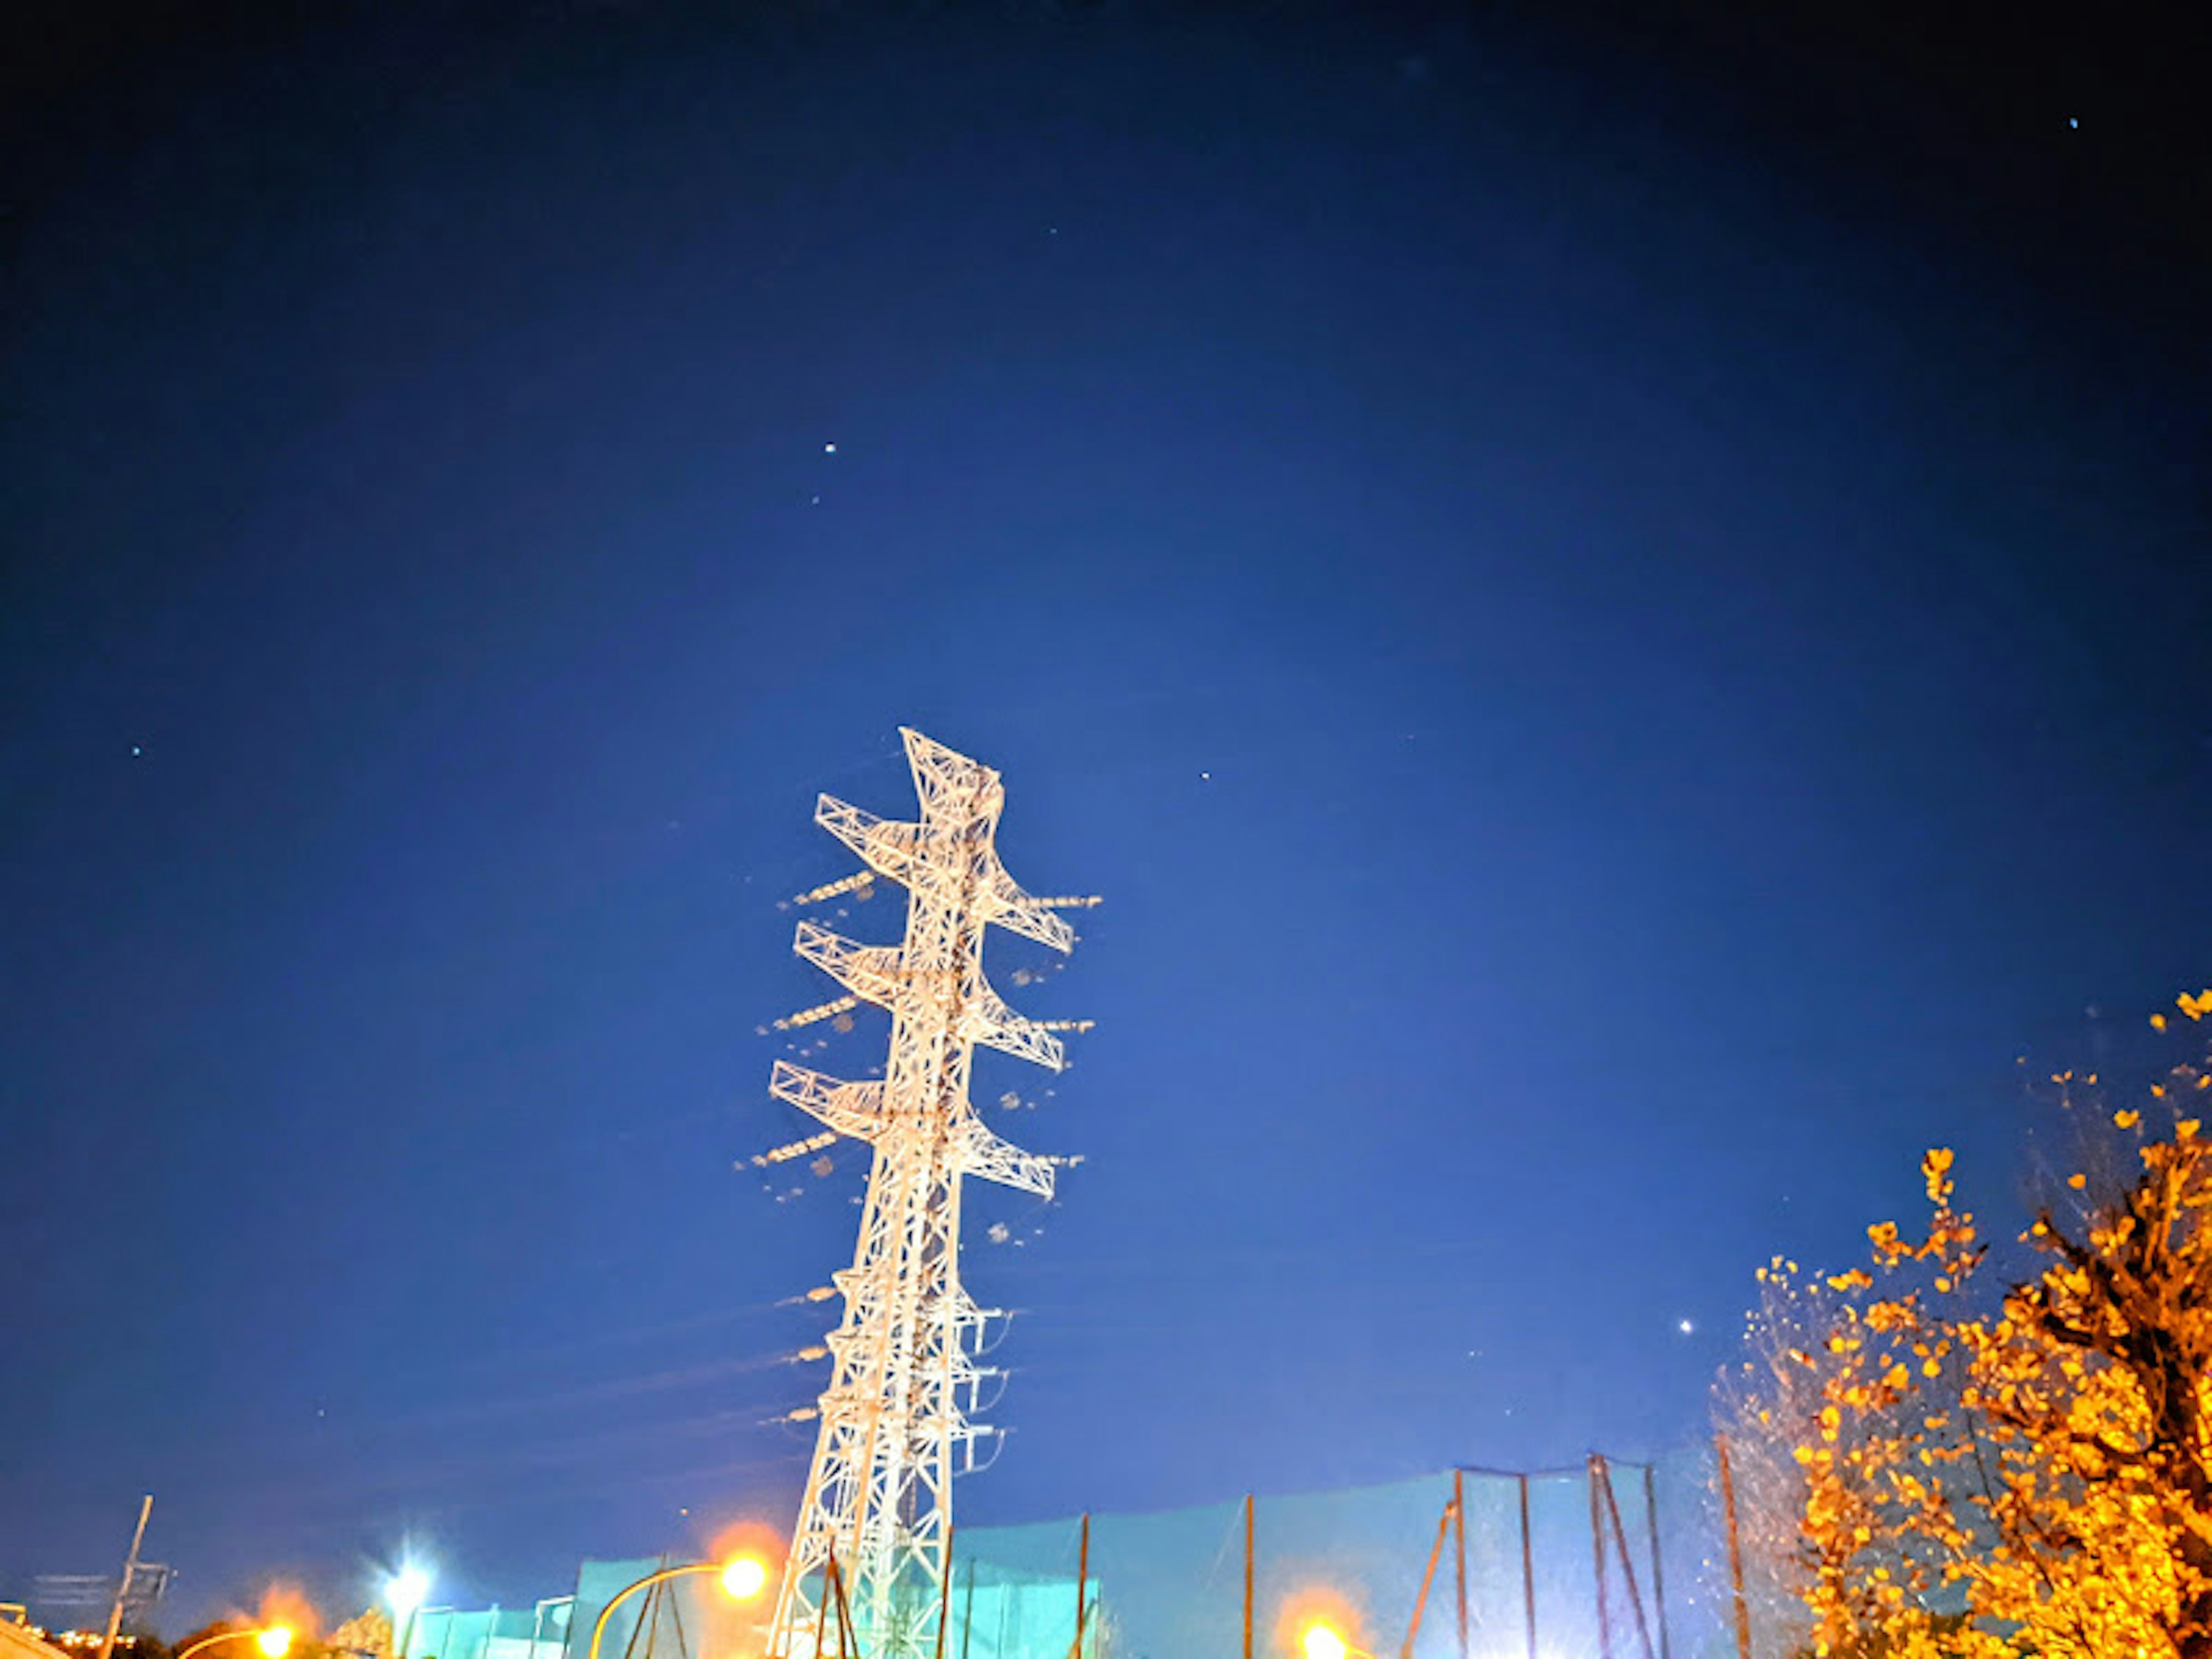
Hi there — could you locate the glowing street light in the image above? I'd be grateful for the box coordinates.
[175,1628,295,1659]
[385,1570,431,1620]
[385,1566,433,1659]
[1300,1622,1373,1659]
[586,1556,772,1659]
[719,1558,769,1602]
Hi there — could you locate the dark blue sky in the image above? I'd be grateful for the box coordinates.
[4,0,2205,1633]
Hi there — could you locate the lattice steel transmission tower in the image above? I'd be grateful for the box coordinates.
[766,728,1093,1659]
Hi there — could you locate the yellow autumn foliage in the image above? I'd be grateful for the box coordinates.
[1722,1034,2212,1659]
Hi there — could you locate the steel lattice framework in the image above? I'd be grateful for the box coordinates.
[766,729,1089,1659]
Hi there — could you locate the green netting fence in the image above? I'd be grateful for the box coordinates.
[425,1446,1781,1659]
[755,1445,1767,1659]
[402,1604,571,1659]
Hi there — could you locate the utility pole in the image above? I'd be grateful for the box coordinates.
[764,729,1094,1659]
[97,1497,152,1659]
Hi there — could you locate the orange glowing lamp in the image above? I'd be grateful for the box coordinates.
[173,1627,298,1659]
[1300,1621,1382,1659]
[718,1557,770,1602]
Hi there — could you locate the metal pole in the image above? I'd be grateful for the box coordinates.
[1518,1475,1535,1659]
[828,1559,856,1659]
[1589,1457,1611,1659]
[959,1562,975,1659]
[1400,1499,1452,1659]
[934,1525,955,1659]
[533,1597,568,1659]
[1715,1436,1752,1659]
[1073,1515,1090,1659]
[1453,1473,1468,1659]
[1243,1495,1255,1659]
[1640,1465,1671,1659]
[1598,1463,1656,1659]
[97,1497,153,1659]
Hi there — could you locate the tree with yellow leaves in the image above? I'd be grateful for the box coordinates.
[1725,995,2212,1658]
[324,1610,393,1659]
[1713,1254,1848,1657]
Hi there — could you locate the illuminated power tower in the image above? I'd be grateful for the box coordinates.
[766,728,1092,1659]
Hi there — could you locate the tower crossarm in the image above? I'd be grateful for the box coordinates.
[815,796,929,889]
[958,1118,1057,1198]
[769,1061,888,1145]
[941,1285,999,1332]
[792,921,906,1011]
[816,1316,978,1377]
[816,797,1077,953]
[959,982,1067,1072]
[979,868,1077,952]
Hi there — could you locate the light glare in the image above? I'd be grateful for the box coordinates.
[386,1567,432,1618]
[719,1557,770,1601]
[1302,1624,1349,1659]
[256,1629,294,1658]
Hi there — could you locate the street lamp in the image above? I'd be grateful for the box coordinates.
[175,1628,294,1659]
[1300,1622,1374,1659]
[385,1568,432,1659]
[718,1559,769,1603]
[585,1557,772,1659]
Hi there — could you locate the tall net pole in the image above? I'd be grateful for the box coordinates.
[766,729,1090,1659]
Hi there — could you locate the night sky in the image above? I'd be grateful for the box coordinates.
[4,0,2206,1633]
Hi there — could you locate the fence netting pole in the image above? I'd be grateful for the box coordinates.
[1399,1495,1453,1659]
[933,1526,953,1659]
[1518,1474,1536,1659]
[1073,1513,1090,1659]
[1597,1459,1657,1659]
[1453,1471,1468,1659]
[1589,1457,1612,1659]
[1641,1463,1671,1659]
[1243,1495,1255,1659]
[1716,1435,1753,1659]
